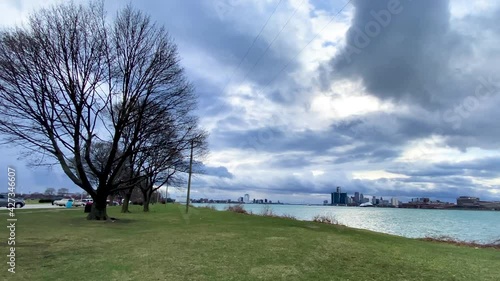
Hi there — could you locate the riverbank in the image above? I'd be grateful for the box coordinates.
[1,204,499,280]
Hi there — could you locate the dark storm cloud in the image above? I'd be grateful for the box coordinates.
[199,165,234,179]
[317,0,500,151]
[333,145,400,164]
[390,157,500,179]
[210,125,350,153]
[266,154,313,169]
[191,78,233,117]
[437,157,500,173]
[319,0,470,107]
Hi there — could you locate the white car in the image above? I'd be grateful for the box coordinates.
[73,200,84,207]
[74,198,93,207]
[53,198,74,207]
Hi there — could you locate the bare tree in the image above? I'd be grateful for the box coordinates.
[44,188,56,196]
[57,188,69,196]
[0,2,204,220]
[119,98,208,212]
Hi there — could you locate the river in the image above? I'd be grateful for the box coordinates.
[192,203,500,244]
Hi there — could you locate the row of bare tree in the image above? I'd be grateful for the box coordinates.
[0,1,207,219]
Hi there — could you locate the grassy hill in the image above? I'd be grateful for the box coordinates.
[1,204,499,280]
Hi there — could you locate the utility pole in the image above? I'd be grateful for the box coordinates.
[165,183,168,207]
[185,139,194,214]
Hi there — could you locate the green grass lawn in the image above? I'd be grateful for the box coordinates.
[1,204,499,281]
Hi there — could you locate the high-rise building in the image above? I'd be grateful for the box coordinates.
[244,194,250,203]
[372,196,376,205]
[391,197,399,207]
[354,192,360,203]
[360,193,364,203]
[331,187,347,205]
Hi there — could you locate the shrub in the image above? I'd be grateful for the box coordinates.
[39,198,53,203]
[260,205,274,216]
[313,214,340,225]
[227,204,247,214]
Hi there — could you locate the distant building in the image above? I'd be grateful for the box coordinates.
[244,194,250,203]
[457,196,479,206]
[238,197,244,203]
[372,196,376,205]
[360,193,364,203]
[354,192,360,203]
[411,198,430,203]
[391,197,399,207]
[331,187,347,205]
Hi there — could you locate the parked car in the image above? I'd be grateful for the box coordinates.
[51,197,63,205]
[73,200,86,207]
[82,198,93,204]
[53,198,74,207]
[0,193,25,208]
[106,200,120,206]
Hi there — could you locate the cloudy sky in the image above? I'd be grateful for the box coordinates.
[1,0,500,204]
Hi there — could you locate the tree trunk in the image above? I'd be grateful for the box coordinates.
[121,189,132,213]
[109,194,115,206]
[87,194,108,220]
[142,190,150,212]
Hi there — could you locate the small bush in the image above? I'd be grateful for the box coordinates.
[39,198,53,203]
[227,204,247,214]
[260,205,274,216]
[313,214,340,225]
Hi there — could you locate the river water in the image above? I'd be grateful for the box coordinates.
[192,203,500,244]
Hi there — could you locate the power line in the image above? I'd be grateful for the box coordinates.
[242,0,307,82]
[221,0,284,94]
[261,0,353,92]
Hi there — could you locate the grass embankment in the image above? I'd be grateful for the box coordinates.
[1,205,499,281]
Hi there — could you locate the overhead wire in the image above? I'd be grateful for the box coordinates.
[220,0,285,94]
[241,0,307,82]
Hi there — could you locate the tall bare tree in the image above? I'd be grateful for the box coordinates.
[44,188,56,196]
[0,2,205,220]
[57,188,69,196]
